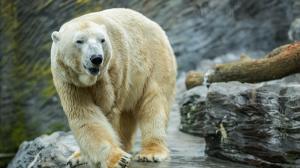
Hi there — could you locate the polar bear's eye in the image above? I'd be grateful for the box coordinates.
[76,40,84,44]
[101,39,105,43]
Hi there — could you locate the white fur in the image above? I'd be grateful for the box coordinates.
[78,74,97,86]
[51,8,177,167]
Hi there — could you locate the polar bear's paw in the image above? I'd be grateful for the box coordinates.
[67,150,87,168]
[134,143,169,162]
[114,154,131,168]
[107,148,132,168]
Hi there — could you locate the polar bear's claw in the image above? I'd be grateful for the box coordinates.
[66,151,87,168]
[115,153,131,168]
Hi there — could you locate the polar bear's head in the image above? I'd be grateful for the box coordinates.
[51,21,112,85]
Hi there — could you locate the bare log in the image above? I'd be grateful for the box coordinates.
[185,71,205,89]
[185,42,300,89]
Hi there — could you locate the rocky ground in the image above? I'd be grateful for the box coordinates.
[8,96,253,168]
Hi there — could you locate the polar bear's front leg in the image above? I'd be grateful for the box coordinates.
[67,109,131,168]
[55,82,131,168]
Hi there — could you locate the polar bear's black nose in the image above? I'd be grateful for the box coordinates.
[90,55,103,65]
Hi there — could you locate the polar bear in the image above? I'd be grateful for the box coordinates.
[51,8,177,168]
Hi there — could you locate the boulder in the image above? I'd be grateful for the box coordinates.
[179,86,208,136]
[7,132,79,168]
[180,77,300,167]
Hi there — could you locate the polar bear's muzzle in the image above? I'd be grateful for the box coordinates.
[82,43,104,76]
[83,64,100,76]
[85,54,103,75]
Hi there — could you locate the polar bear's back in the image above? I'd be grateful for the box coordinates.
[72,8,163,35]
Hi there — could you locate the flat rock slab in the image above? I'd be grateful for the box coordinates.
[8,104,250,168]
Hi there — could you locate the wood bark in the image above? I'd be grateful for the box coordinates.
[185,42,300,89]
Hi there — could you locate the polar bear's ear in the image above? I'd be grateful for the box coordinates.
[51,31,60,43]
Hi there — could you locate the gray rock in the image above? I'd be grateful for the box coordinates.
[7,132,78,168]
[179,86,208,136]
[180,77,300,167]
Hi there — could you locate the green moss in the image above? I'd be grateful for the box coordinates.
[0,109,29,152]
[47,123,67,134]
[0,1,18,55]
[76,0,90,4]
[40,41,52,51]
[0,109,30,166]
[286,152,300,163]
[11,120,27,148]
[41,85,56,97]
[72,1,102,17]
[0,0,24,154]
[36,0,53,12]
